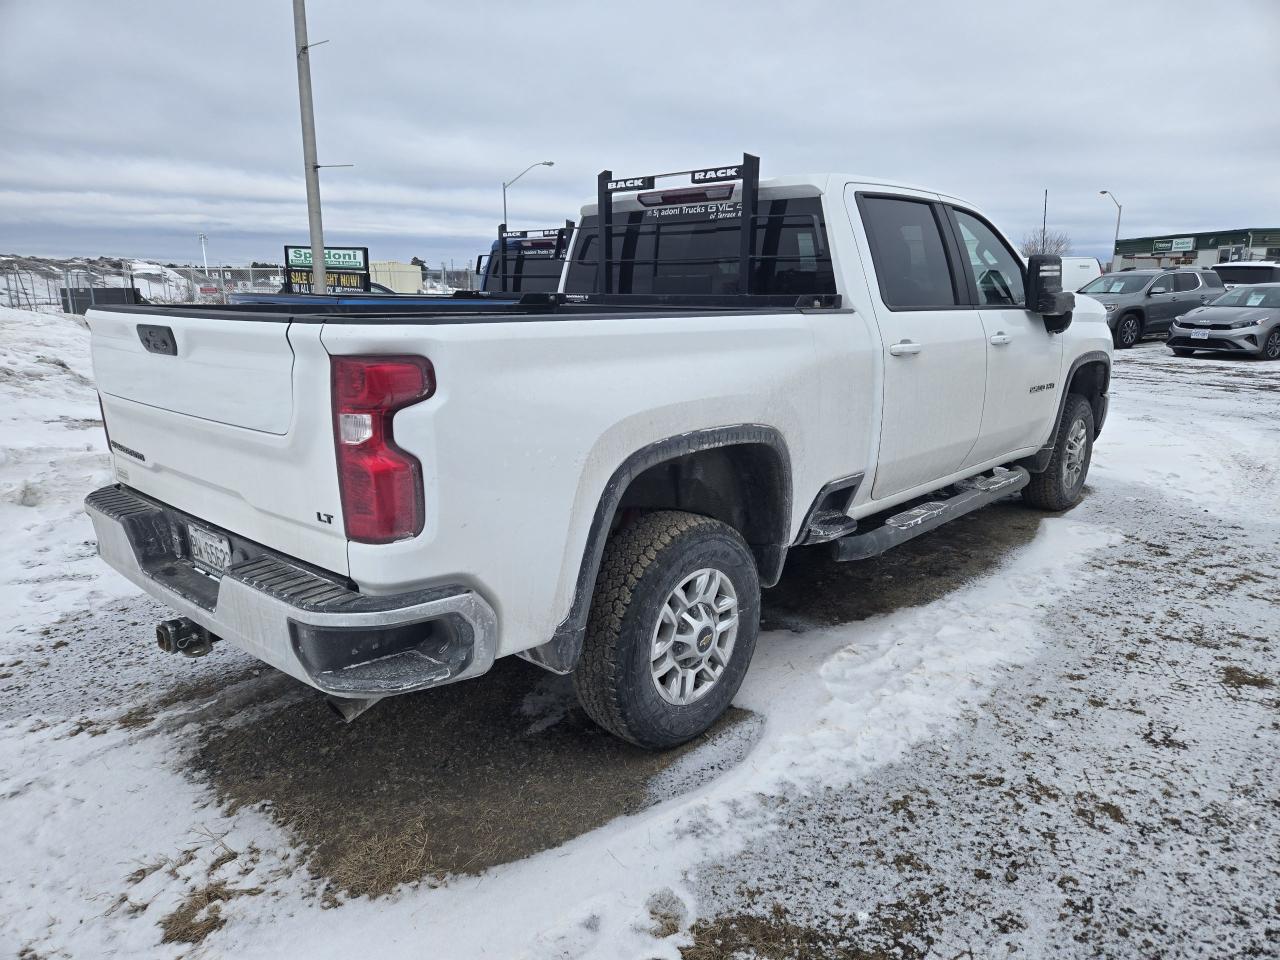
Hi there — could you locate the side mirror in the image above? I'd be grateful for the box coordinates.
[1149,284,1169,295]
[1026,254,1075,332]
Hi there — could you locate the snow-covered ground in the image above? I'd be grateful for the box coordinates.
[1,308,1276,959]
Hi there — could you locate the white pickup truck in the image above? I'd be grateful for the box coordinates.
[84,155,1111,748]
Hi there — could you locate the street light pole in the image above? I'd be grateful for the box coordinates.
[198,233,209,277]
[292,0,326,293]
[502,160,554,227]
[1100,190,1122,269]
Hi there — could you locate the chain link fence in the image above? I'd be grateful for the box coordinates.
[2,256,478,313]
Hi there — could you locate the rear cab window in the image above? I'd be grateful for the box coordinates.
[564,195,836,296]
[481,230,570,293]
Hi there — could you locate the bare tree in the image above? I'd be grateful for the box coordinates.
[1021,230,1073,256]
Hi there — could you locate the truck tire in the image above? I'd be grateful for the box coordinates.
[1022,394,1095,512]
[1113,314,1142,349]
[572,510,760,750]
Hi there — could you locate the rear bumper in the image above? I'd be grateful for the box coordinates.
[84,485,497,698]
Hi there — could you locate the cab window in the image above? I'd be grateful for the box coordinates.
[951,210,1026,307]
[857,196,959,309]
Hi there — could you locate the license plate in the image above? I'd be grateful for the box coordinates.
[187,524,232,574]
[1191,329,1210,340]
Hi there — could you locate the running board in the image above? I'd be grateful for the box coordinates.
[830,467,1030,562]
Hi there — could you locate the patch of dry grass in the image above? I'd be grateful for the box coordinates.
[681,898,937,960]
[159,881,261,945]
[1220,666,1273,690]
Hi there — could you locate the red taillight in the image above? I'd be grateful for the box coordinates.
[331,356,435,544]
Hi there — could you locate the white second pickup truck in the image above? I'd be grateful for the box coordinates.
[85,155,1111,748]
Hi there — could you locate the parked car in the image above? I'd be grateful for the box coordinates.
[1212,261,1280,288]
[1078,268,1224,348]
[1061,256,1102,291]
[83,155,1111,749]
[1167,283,1280,360]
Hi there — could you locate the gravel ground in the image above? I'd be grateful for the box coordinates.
[684,345,1280,959]
[4,322,1277,959]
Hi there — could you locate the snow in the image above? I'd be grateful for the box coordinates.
[0,306,135,638]
[1,310,1276,958]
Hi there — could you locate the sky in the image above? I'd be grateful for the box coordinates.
[1,0,1277,268]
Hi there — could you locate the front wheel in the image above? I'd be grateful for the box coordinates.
[1263,329,1280,361]
[1022,394,1095,511]
[1113,314,1142,349]
[573,511,760,749]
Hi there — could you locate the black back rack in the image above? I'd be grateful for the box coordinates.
[595,153,760,295]
[487,220,574,293]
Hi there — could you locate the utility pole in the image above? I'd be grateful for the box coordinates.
[1041,189,1048,252]
[293,0,326,293]
[198,233,209,277]
[1100,190,1122,269]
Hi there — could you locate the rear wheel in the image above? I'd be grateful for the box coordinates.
[1172,348,1196,358]
[573,511,760,749]
[1023,394,1095,511]
[1263,329,1280,361]
[1113,314,1142,349]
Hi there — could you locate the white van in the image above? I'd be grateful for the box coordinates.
[1061,256,1103,291]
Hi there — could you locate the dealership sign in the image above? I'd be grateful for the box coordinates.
[1152,237,1195,253]
[283,245,371,294]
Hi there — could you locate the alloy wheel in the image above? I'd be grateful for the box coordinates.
[1063,417,1088,489]
[650,568,739,706]
[1120,317,1140,347]
[1265,330,1280,360]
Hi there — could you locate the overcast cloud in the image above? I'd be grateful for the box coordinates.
[1,0,1277,268]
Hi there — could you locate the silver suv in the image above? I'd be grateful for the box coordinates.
[1079,269,1225,348]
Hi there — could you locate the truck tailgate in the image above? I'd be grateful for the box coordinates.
[88,308,348,576]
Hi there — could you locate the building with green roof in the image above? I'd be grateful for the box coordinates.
[1113,229,1280,270]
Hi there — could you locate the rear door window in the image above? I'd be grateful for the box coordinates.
[564,197,836,296]
[857,196,959,309]
[1173,272,1200,292]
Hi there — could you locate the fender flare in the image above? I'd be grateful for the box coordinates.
[1019,350,1111,473]
[519,424,792,674]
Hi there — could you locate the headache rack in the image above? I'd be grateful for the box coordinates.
[596,152,767,295]
[482,220,574,294]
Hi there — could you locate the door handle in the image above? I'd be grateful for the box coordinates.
[989,332,1012,346]
[889,340,922,356]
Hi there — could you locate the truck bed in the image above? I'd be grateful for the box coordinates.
[91,292,844,325]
